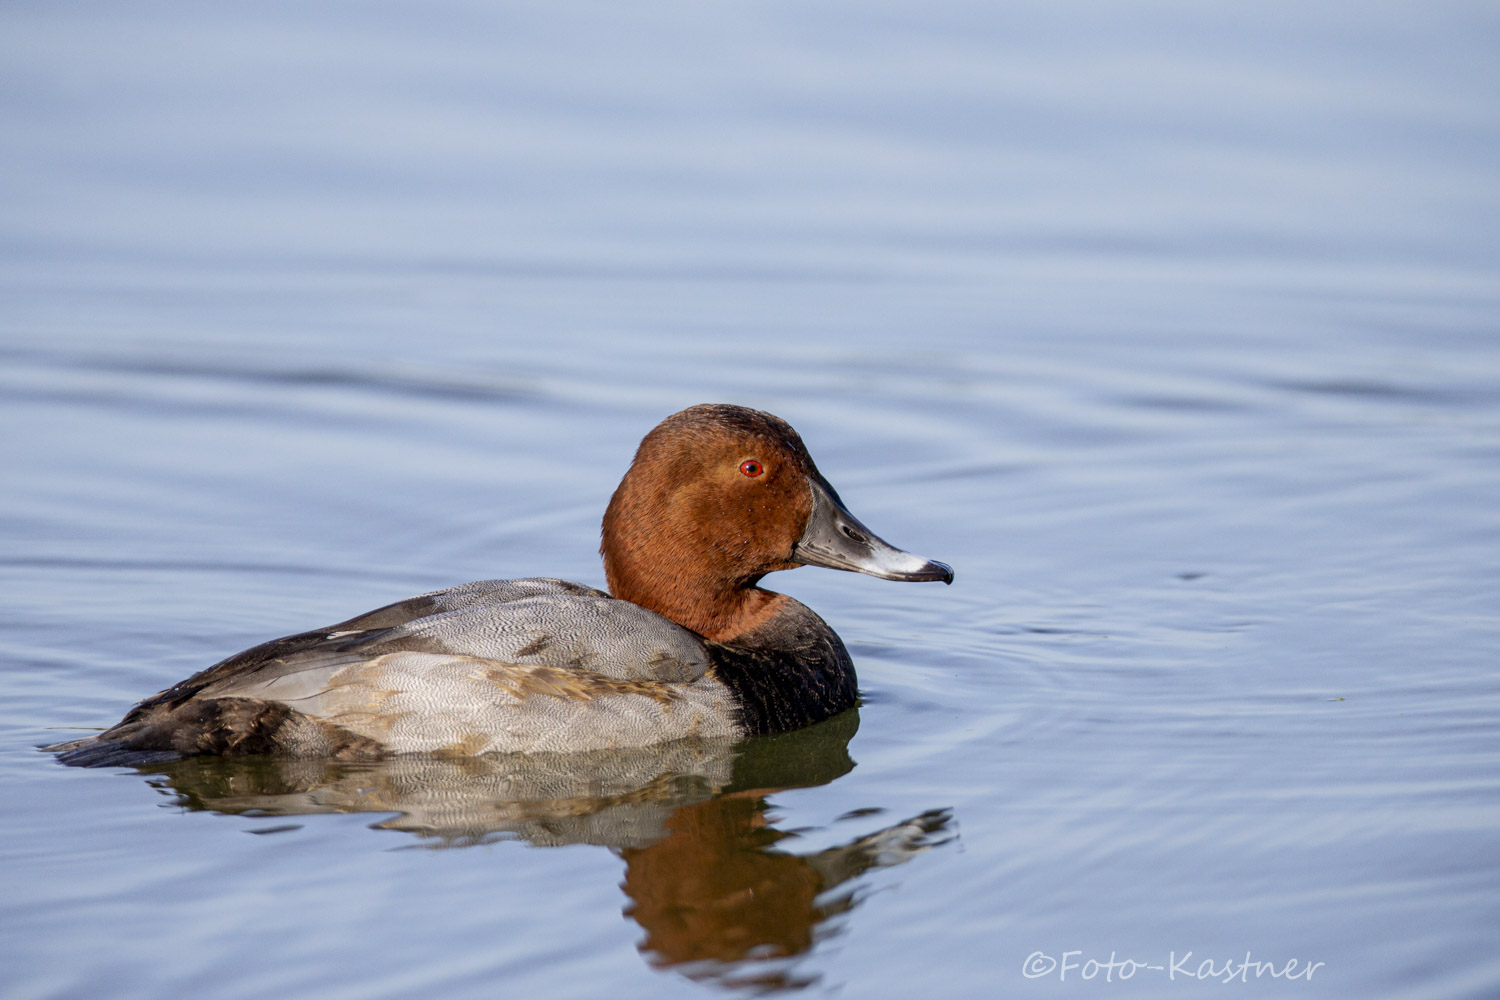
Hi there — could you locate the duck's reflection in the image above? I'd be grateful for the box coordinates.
[136,709,953,991]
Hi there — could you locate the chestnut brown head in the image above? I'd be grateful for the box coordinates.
[602,404,951,640]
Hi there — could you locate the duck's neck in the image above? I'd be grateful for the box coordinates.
[606,560,788,642]
[703,595,858,735]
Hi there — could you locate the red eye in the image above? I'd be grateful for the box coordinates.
[740,459,763,478]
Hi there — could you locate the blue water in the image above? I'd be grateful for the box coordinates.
[3,3,1498,998]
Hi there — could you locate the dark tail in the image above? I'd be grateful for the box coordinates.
[43,698,383,767]
[42,734,184,768]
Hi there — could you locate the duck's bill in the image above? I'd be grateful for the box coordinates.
[793,478,954,584]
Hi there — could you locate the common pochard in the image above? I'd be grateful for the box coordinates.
[50,404,952,765]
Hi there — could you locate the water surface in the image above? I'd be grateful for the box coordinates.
[3,3,1498,998]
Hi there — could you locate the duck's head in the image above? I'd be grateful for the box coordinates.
[602,404,953,641]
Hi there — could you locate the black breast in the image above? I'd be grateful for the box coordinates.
[707,597,858,736]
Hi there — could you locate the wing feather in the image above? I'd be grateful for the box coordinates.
[137,578,705,713]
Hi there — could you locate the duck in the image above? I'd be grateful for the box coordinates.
[49,403,952,767]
